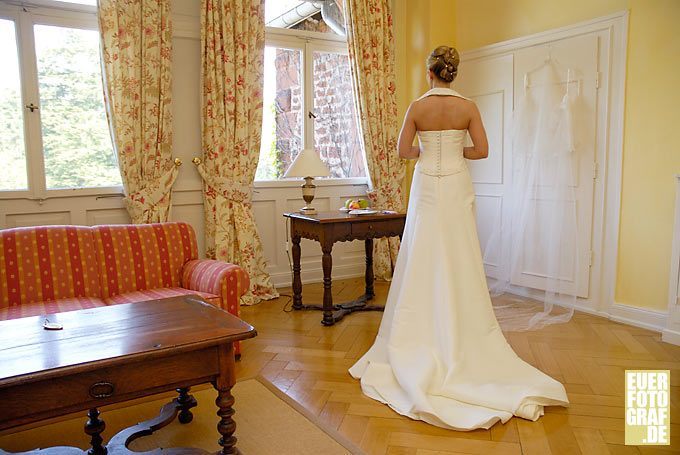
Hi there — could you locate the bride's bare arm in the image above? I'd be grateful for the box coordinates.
[464,103,489,160]
[398,103,419,159]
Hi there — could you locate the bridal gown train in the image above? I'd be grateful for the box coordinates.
[348,87,569,431]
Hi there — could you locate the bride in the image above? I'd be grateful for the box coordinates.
[348,46,569,431]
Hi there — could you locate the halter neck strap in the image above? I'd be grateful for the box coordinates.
[416,87,470,101]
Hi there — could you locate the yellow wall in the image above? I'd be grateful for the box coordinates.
[394,0,457,205]
[452,0,680,311]
[394,0,680,311]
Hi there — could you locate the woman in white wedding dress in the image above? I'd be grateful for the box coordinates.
[348,46,569,431]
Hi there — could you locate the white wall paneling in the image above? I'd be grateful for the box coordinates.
[456,12,632,324]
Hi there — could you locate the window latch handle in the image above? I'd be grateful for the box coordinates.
[308,111,317,119]
[25,103,39,112]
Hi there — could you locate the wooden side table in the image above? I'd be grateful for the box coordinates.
[284,211,406,326]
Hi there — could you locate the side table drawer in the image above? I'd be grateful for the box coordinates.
[1,347,219,429]
[351,222,379,239]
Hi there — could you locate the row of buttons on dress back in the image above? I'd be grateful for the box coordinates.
[436,132,441,177]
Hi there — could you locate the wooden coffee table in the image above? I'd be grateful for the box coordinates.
[0,296,256,454]
[284,211,406,325]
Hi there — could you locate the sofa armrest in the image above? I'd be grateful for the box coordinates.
[181,259,250,315]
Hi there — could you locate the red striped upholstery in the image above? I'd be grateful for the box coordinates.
[92,223,198,298]
[182,260,249,317]
[0,226,101,308]
[104,287,218,306]
[0,296,105,320]
[0,222,248,356]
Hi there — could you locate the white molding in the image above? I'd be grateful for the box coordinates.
[459,11,630,321]
[609,302,668,333]
[460,11,629,61]
[270,261,366,289]
[663,174,680,346]
[662,329,680,347]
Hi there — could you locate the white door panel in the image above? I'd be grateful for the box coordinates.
[456,32,604,299]
[511,33,599,298]
[454,54,513,280]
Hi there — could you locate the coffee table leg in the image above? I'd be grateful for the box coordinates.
[292,235,302,310]
[365,238,375,300]
[176,387,197,424]
[84,408,106,455]
[321,242,334,326]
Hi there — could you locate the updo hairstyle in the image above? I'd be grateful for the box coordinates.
[426,46,460,83]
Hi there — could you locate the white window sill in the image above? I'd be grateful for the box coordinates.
[253,177,369,188]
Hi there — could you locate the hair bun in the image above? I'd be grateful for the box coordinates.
[426,46,460,83]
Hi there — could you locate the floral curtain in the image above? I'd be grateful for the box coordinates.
[344,0,405,280]
[98,0,178,223]
[196,0,278,306]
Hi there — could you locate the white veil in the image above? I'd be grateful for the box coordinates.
[484,58,582,332]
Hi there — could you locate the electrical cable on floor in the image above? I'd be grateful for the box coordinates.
[281,216,294,313]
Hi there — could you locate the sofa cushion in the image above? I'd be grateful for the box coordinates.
[0,296,106,320]
[103,287,219,307]
[1,226,101,309]
[92,223,198,298]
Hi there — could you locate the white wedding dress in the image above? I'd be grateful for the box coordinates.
[348,87,569,431]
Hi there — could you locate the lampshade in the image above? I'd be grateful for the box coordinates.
[283,148,331,178]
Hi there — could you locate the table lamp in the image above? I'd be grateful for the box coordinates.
[284,148,331,215]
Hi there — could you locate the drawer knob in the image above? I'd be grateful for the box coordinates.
[89,382,115,399]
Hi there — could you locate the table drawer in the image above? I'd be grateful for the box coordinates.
[1,347,218,429]
[351,221,381,239]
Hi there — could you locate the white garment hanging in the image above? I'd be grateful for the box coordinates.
[348,87,569,431]
[483,59,582,332]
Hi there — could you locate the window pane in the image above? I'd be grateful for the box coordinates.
[265,0,345,36]
[312,51,365,178]
[0,19,28,191]
[34,25,120,189]
[256,46,303,181]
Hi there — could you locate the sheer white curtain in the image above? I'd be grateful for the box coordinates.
[484,59,582,331]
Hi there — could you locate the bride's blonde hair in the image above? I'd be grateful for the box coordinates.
[426,46,460,83]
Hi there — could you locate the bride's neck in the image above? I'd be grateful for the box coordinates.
[429,80,451,89]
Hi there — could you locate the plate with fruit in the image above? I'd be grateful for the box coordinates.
[340,198,370,212]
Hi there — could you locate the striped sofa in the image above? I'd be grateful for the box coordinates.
[0,222,249,356]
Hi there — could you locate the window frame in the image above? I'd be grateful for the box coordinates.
[256,25,368,186]
[0,2,122,200]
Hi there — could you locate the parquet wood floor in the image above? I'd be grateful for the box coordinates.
[235,277,680,455]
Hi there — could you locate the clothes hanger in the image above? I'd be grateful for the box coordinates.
[523,44,581,96]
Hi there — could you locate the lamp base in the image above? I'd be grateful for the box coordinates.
[299,206,318,215]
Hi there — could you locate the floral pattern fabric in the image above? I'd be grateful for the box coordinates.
[345,0,405,280]
[98,0,177,223]
[198,0,278,305]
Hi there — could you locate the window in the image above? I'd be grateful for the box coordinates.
[0,19,27,191]
[257,0,365,181]
[0,3,120,197]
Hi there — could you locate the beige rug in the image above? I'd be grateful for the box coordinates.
[0,377,360,455]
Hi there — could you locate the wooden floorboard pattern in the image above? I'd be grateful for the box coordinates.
[235,278,680,454]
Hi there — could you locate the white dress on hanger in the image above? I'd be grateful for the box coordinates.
[348,87,569,431]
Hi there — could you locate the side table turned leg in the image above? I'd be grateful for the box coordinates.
[292,235,302,310]
[365,238,375,300]
[321,242,334,326]
[176,387,197,424]
[84,408,106,455]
